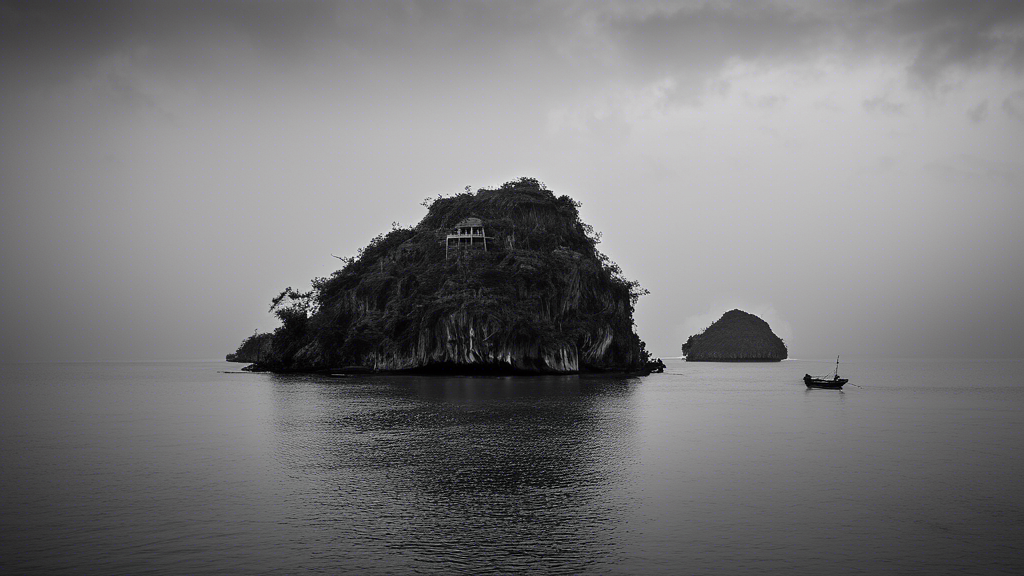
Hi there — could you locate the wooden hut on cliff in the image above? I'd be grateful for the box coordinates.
[445,217,493,258]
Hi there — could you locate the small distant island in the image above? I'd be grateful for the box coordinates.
[681,309,788,362]
[229,177,663,375]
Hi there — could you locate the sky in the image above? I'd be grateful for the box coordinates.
[1,0,1022,362]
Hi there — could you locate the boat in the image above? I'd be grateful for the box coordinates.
[804,356,848,389]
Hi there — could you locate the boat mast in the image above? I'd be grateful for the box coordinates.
[835,355,840,377]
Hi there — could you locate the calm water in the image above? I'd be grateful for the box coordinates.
[2,358,1022,574]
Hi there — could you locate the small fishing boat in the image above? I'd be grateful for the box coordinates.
[804,356,848,389]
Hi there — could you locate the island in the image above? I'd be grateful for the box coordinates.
[681,309,788,362]
[228,177,663,374]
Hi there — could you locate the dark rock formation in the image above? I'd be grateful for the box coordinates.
[682,309,788,362]
[231,178,656,374]
[226,332,272,363]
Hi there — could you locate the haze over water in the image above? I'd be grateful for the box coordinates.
[3,359,1021,574]
[3,1,1024,363]
[3,3,1023,573]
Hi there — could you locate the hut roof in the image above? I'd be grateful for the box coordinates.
[454,217,483,228]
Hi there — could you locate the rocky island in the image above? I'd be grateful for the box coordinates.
[681,309,788,362]
[229,178,660,374]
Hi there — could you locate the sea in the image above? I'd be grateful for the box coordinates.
[1,358,1022,575]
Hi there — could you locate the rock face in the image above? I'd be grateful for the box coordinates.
[229,178,652,374]
[682,309,788,362]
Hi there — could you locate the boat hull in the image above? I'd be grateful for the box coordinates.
[804,375,847,389]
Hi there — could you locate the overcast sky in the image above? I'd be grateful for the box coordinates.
[2,0,1022,362]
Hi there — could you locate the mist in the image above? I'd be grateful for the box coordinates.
[2,0,1022,362]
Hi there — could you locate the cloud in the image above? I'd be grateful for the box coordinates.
[1004,90,1024,119]
[0,0,336,92]
[545,77,677,139]
[968,100,989,123]
[924,153,1022,185]
[600,0,1024,95]
[605,2,832,92]
[884,0,1024,87]
[748,94,787,109]
[0,0,335,55]
[4,0,1024,109]
[863,94,906,115]
[1011,38,1024,72]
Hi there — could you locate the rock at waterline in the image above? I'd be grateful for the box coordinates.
[681,309,788,362]
[228,177,656,374]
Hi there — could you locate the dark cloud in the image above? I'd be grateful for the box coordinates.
[4,0,1023,104]
[0,0,576,110]
[1010,39,1024,72]
[602,0,1024,92]
[0,0,335,52]
[607,3,831,81]
[885,0,1024,86]
[0,0,336,89]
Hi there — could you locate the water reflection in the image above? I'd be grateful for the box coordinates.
[3,361,1022,574]
[804,388,845,398]
[267,373,640,574]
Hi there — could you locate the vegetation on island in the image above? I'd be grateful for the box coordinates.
[681,309,788,362]
[225,331,271,364]
[228,177,660,374]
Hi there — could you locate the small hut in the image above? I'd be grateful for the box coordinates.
[445,217,493,258]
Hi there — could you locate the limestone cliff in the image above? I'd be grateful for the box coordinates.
[229,178,653,374]
[682,309,788,362]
